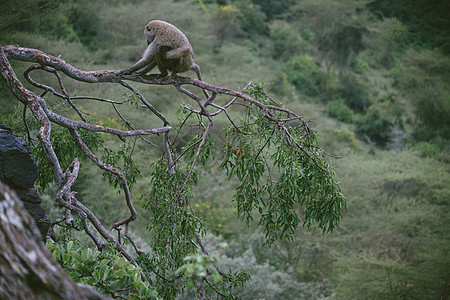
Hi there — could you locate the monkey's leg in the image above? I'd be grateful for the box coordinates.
[158,64,169,76]
[119,43,157,75]
[165,46,191,60]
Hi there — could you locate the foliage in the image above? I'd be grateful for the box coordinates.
[351,58,369,74]
[2,0,450,298]
[288,0,369,87]
[46,240,158,299]
[368,0,450,53]
[336,73,370,112]
[234,0,268,37]
[221,83,346,245]
[282,55,326,96]
[354,93,402,146]
[138,126,216,297]
[1,103,101,191]
[176,253,220,292]
[133,82,346,297]
[328,99,354,123]
[209,4,243,51]
[355,103,393,146]
[412,141,441,158]
[392,48,450,140]
[101,141,142,191]
[139,158,201,298]
[0,0,54,33]
[268,20,305,61]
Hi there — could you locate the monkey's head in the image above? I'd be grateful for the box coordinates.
[144,23,156,45]
[143,20,190,48]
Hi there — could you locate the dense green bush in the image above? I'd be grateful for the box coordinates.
[328,99,354,123]
[234,0,268,36]
[337,73,370,112]
[269,20,305,61]
[355,102,393,146]
[393,49,450,140]
[283,55,326,96]
[368,0,450,53]
[412,141,441,157]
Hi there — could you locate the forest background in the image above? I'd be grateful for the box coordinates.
[1,0,449,299]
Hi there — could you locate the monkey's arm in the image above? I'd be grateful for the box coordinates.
[120,43,157,75]
[134,60,157,75]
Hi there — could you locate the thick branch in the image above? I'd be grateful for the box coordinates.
[0,182,112,300]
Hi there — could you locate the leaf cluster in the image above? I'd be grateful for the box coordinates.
[219,84,346,245]
[46,240,158,299]
[101,141,142,191]
[176,253,220,290]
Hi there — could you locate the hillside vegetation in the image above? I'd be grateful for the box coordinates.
[1,0,449,298]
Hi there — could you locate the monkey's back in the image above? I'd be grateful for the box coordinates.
[148,20,195,74]
[148,20,192,49]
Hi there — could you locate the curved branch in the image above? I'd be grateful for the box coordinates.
[69,129,138,229]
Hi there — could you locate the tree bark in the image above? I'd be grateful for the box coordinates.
[0,181,111,300]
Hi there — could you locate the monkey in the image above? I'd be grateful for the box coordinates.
[120,20,209,98]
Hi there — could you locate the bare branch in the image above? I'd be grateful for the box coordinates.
[195,232,228,278]
[69,129,138,229]
[163,132,175,174]
[119,80,170,125]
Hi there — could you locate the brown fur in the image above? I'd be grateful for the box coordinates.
[120,20,209,97]
[121,20,199,77]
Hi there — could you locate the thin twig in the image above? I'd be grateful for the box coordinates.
[112,103,156,145]
[177,119,212,199]
[195,232,228,278]
[163,131,175,174]
[81,216,105,250]
[119,80,169,125]
[124,224,143,255]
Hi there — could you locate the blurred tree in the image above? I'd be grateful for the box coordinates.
[288,0,369,87]
[234,0,268,36]
[268,20,305,61]
[249,0,296,20]
[0,0,53,34]
[393,49,450,140]
[209,4,243,52]
[368,0,450,53]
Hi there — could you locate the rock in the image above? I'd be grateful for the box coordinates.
[0,129,39,189]
[0,127,51,240]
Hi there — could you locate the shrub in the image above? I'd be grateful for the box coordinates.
[328,99,354,123]
[355,102,393,146]
[338,73,370,112]
[392,49,450,140]
[269,20,305,61]
[412,141,441,157]
[235,0,268,36]
[351,58,369,74]
[283,55,326,96]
